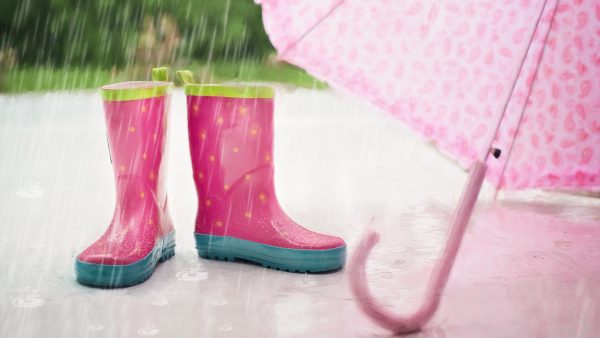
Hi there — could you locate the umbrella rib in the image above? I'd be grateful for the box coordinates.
[496,0,560,190]
[279,0,346,57]
[479,0,552,162]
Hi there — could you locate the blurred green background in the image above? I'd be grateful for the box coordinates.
[0,0,325,93]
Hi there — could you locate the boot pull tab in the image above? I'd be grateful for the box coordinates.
[176,70,196,85]
[152,67,169,82]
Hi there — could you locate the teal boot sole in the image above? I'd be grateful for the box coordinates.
[75,231,176,288]
[195,234,346,273]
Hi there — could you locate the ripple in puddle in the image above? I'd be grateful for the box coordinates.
[176,268,208,282]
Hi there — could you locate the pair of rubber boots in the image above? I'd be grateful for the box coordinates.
[75,69,347,288]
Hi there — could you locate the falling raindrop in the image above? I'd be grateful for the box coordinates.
[210,294,228,306]
[29,232,47,249]
[11,288,44,308]
[137,321,159,336]
[16,178,44,198]
[176,267,209,282]
[86,323,105,332]
[151,293,168,306]
[294,275,317,288]
[218,320,234,332]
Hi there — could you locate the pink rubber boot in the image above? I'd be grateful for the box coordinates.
[75,69,175,287]
[183,81,346,273]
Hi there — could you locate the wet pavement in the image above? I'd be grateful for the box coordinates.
[0,88,599,337]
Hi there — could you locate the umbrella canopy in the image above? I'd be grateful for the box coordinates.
[259,0,600,191]
[258,0,599,333]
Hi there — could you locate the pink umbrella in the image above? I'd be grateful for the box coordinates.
[257,0,600,333]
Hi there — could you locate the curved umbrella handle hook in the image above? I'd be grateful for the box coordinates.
[349,230,436,333]
[349,161,488,334]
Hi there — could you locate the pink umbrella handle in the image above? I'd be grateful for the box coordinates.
[349,160,488,334]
